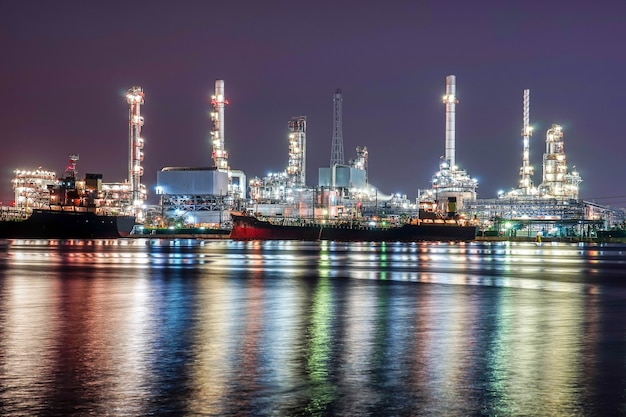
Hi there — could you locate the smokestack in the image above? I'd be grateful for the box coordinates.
[443,75,457,169]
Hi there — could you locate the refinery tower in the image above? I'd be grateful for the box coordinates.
[422,75,478,214]
[126,86,147,219]
[503,89,582,201]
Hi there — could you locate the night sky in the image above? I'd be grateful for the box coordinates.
[2,1,625,207]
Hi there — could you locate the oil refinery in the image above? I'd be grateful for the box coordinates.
[4,75,624,240]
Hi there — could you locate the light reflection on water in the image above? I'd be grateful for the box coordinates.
[1,239,626,416]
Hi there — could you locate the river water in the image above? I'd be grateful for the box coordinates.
[1,239,626,416]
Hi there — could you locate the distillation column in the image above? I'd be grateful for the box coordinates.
[541,124,567,196]
[330,89,344,167]
[126,86,145,217]
[210,79,229,171]
[287,116,307,187]
[443,75,458,169]
[518,89,534,193]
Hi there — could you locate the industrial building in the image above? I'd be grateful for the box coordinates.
[464,88,621,238]
[5,75,623,237]
[156,167,229,225]
[11,168,57,209]
[242,88,400,220]
[154,79,247,227]
[418,75,478,215]
[7,86,148,218]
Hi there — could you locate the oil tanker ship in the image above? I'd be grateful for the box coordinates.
[230,210,477,242]
[0,208,135,239]
[0,157,135,239]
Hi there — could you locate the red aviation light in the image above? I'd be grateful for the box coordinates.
[211,99,230,106]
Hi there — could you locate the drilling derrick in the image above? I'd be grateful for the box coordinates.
[287,116,307,188]
[210,79,229,171]
[518,89,535,194]
[330,89,344,167]
[126,86,146,218]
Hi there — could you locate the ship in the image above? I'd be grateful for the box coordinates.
[229,210,477,242]
[0,208,135,239]
[0,156,135,239]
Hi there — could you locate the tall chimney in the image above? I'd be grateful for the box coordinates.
[443,75,458,169]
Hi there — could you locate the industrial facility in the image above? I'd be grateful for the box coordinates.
[418,75,478,216]
[4,74,624,239]
[155,79,244,227]
[6,86,149,219]
[464,88,620,238]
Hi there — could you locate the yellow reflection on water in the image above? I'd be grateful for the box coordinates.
[487,287,585,415]
[186,276,235,416]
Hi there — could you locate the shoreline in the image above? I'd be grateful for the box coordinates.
[127,233,626,244]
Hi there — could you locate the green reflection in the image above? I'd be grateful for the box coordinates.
[304,275,337,415]
[379,242,388,269]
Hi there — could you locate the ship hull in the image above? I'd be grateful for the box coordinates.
[230,213,477,242]
[0,209,135,239]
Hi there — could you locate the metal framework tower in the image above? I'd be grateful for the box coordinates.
[330,89,344,167]
[443,75,458,169]
[287,116,307,187]
[210,79,229,171]
[126,86,145,216]
[518,89,534,193]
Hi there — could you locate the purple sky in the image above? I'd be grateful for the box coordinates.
[2,1,625,207]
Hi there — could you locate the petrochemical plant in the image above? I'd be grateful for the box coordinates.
[6,76,624,239]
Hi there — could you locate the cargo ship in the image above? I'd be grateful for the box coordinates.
[229,211,477,242]
[0,156,135,239]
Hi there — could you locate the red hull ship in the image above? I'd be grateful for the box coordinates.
[230,211,477,242]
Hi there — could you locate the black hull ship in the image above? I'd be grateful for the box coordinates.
[0,208,135,239]
[230,211,477,242]
[0,155,135,239]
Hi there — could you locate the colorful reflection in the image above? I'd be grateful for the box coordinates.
[0,240,625,416]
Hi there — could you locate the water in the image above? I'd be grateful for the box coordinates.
[1,239,626,416]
